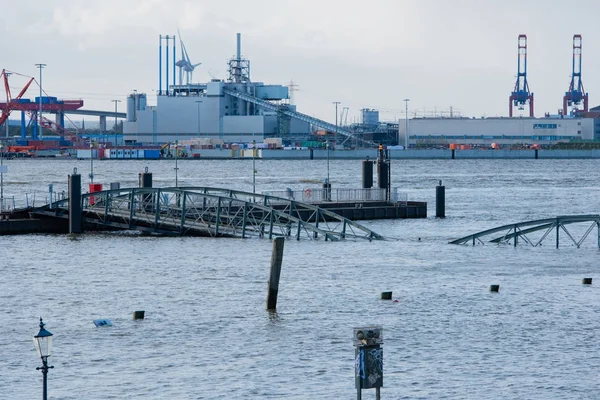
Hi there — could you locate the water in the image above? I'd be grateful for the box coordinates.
[2,158,600,399]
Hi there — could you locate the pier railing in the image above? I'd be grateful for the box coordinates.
[262,188,407,204]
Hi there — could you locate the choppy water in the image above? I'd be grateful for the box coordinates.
[2,158,600,399]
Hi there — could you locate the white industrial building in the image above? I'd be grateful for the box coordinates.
[123,33,358,145]
[398,117,597,147]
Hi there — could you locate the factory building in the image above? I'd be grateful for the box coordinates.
[123,33,359,146]
[399,116,599,148]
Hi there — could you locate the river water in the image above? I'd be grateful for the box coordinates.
[2,157,600,399]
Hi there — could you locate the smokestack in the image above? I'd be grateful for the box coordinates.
[237,33,241,60]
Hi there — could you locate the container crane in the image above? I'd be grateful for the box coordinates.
[563,34,588,115]
[509,34,534,117]
[0,69,35,127]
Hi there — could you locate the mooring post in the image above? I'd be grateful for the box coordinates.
[436,180,445,218]
[139,167,153,212]
[68,169,82,234]
[266,237,285,311]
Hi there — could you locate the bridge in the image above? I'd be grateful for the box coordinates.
[33,186,384,241]
[449,215,600,248]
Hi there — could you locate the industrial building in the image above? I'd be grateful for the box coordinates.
[123,33,369,146]
[398,116,598,148]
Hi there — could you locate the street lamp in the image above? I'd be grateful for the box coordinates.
[33,317,54,400]
[4,72,10,138]
[195,100,203,136]
[111,99,121,147]
[403,98,410,149]
[332,101,340,149]
[174,140,179,187]
[35,64,46,139]
[0,143,4,211]
[89,141,94,184]
[252,138,256,195]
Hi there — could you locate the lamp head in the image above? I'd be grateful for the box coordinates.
[33,317,53,358]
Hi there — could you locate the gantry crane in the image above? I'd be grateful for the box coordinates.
[509,35,534,117]
[563,34,588,115]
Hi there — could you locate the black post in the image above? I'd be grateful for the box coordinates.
[68,171,82,233]
[451,149,455,159]
[362,158,373,189]
[436,180,445,218]
[139,168,153,211]
[36,357,53,400]
[138,169,152,188]
[266,237,285,311]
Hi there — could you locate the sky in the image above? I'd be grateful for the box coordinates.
[2,0,600,124]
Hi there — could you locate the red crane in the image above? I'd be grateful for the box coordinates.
[0,69,35,127]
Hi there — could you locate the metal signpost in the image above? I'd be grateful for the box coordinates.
[353,326,384,400]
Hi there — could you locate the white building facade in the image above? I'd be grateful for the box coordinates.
[398,117,595,147]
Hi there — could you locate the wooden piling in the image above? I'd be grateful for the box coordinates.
[266,237,285,311]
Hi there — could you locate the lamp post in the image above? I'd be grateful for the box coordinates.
[195,100,203,135]
[326,140,330,185]
[403,98,410,149]
[252,138,256,195]
[4,72,10,138]
[332,101,340,149]
[111,99,121,147]
[89,141,94,184]
[35,64,46,139]
[0,143,4,211]
[33,317,54,400]
[174,140,179,187]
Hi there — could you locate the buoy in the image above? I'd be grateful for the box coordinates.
[381,291,393,300]
[393,299,399,303]
[93,319,113,327]
[582,278,593,285]
[489,285,500,292]
[132,310,145,320]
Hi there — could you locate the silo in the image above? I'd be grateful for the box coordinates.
[126,95,136,122]
[138,94,147,110]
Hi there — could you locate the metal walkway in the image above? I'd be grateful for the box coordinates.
[222,88,377,147]
[450,215,600,248]
[34,186,384,241]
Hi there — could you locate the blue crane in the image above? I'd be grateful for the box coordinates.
[563,34,588,115]
[509,34,534,117]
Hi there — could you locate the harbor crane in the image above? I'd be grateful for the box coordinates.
[563,34,588,115]
[509,34,534,117]
[0,69,35,128]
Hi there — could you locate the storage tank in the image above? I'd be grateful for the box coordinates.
[137,93,147,110]
[126,95,136,122]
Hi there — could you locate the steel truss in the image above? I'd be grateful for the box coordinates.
[450,215,600,248]
[38,186,383,241]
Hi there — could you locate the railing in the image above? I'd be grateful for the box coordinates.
[263,188,407,204]
[1,189,70,210]
[0,196,15,212]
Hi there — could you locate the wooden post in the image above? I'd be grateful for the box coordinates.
[266,237,285,311]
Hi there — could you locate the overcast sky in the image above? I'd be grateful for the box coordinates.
[3,0,600,124]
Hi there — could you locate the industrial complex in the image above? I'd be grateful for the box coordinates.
[122,33,375,147]
[1,32,600,157]
[400,34,600,148]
